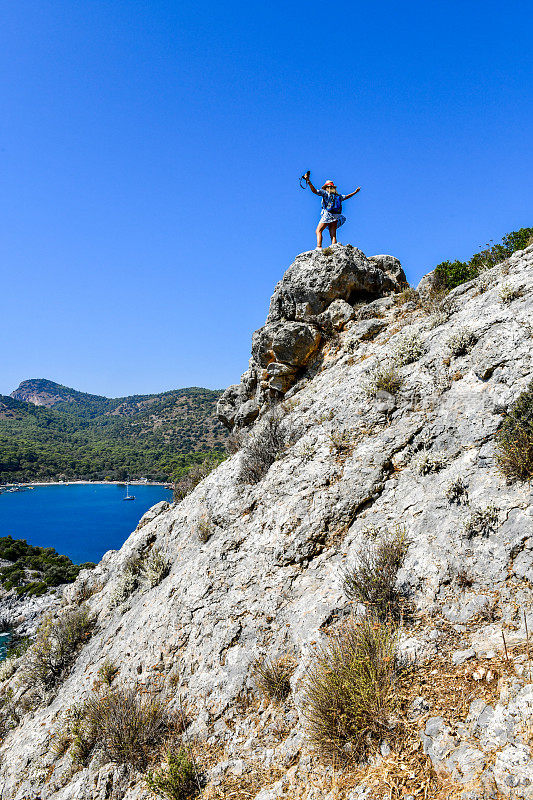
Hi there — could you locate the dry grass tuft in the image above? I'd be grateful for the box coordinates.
[302,617,400,762]
[252,654,296,701]
[68,683,176,770]
[343,527,408,619]
[239,408,298,484]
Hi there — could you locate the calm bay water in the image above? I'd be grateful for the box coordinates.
[0,484,173,564]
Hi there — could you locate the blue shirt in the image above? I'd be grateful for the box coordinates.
[317,189,347,213]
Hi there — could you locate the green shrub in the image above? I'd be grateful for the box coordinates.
[392,332,425,367]
[69,684,174,770]
[97,657,119,687]
[145,749,200,800]
[446,327,477,357]
[342,528,408,619]
[302,617,399,761]
[252,654,295,701]
[463,505,499,539]
[141,548,170,588]
[362,362,403,398]
[433,227,533,291]
[435,260,478,290]
[445,476,469,505]
[22,604,94,693]
[496,382,533,481]
[0,535,95,595]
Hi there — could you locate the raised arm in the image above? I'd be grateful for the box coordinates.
[343,187,361,200]
[306,177,320,195]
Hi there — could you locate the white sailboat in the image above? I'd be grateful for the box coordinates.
[123,481,135,501]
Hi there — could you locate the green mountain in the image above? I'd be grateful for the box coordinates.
[0,379,227,483]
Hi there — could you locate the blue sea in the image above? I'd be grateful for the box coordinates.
[0,484,173,565]
[0,634,9,659]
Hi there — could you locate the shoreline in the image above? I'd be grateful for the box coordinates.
[1,480,173,489]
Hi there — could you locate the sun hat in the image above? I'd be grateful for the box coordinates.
[321,180,336,189]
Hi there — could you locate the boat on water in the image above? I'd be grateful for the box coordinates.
[122,481,135,501]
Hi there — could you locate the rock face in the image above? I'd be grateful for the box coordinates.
[1,244,533,799]
[217,244,406,429]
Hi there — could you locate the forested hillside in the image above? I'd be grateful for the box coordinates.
[0,381,227,482]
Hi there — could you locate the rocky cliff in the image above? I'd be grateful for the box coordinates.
[1,242,533,800]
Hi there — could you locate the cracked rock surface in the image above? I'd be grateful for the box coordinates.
[1,244,533,799]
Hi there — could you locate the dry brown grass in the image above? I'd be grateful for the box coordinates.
[252,655,296,701]
[302,617,400,762]
[342,527,408,620]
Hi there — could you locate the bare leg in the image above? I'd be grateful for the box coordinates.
[328,222,338,244]
[316,222,328,247]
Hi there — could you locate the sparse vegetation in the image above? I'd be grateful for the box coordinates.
[445,327,477,357]
[21,605,94,693]
[342,527,408,619]
[173,458,219,503]
[362,362,403,399]
[0,655,18,682]
[226,429,247,454]
[195,511,213,543]
[500,283,524,304]
[463,505,499,539]
[496,382,533,481]
[141,548,171,588]
[145,749,200,800]
[239,408,297,484]
[393,286,419,306]
[433,227,533,291]
[455,568,474,588]
[415,451,447,475]
[97,657,119,687]
[329,428,354,458]
[445,476,469,505]
[252,654,295,701]
[110,564,139,608]
[392,332,424,367]
[68,684,174,770]
[109,547,170,607]
[303,617,399,761]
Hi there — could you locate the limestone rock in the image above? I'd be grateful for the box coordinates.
[2,244,533,799]
[218,244,405,429]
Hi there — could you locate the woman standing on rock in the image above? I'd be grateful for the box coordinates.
[304,175,361,249]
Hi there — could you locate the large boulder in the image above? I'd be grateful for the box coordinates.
[217,244,405,429]
[267,245,403,323]
[252,321,321,368]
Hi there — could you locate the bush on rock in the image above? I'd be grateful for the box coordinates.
[303,617,399,761]
[496,381,533,481]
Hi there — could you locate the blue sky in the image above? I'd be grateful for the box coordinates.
[2,0,532,397]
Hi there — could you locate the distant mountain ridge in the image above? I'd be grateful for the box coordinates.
[0,379,228,482]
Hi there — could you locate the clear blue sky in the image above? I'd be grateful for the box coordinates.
[2,0,532,397]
